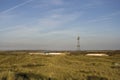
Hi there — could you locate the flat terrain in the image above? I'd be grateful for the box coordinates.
[0,51,120,80]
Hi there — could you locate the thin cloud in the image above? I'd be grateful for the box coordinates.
[87,17,111,23]
[0,27,17,32]
[50,0,63,5]
[37,12,82,28]
[33,0,63,8]
[101,11,120,18]
[86,11,120,23]
[0,0,34,14]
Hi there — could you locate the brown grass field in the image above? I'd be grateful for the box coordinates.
[0,50,119,80]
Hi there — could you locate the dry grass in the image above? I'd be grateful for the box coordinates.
[0,51,119,80]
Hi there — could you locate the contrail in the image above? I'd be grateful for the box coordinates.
[0,0,34,14]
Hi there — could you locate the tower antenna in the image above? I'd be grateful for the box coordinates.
[77,36,80,51]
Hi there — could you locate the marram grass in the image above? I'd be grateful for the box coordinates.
[0,52,119,80]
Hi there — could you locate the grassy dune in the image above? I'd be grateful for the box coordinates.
[0,51,119,80]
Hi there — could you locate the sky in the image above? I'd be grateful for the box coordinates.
[0,0,120,50]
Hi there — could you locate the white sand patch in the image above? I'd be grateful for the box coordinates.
[46,53,66,55]
[29,52,68,55]
[86,54,109,56]
[29,53,44,55]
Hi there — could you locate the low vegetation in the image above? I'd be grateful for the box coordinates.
[0,51,119,80]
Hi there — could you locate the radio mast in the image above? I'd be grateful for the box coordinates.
[77,36,80,51]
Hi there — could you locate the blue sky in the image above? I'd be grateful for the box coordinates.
[0,0,120,50]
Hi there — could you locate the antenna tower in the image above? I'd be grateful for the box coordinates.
[77,36,80,51]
